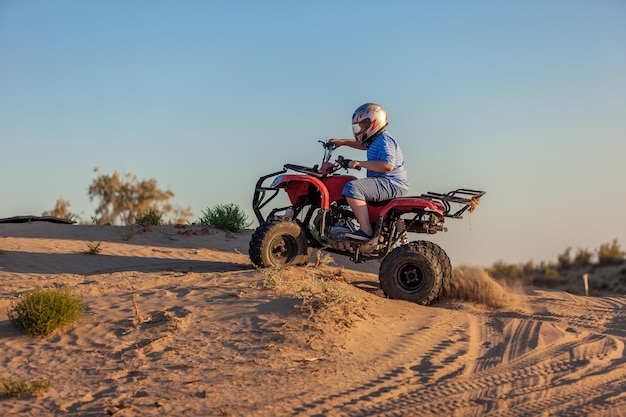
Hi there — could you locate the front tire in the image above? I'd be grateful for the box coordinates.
[249,218,311,268]
[379,241,445,305]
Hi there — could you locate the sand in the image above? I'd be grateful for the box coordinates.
[1,222,625,416]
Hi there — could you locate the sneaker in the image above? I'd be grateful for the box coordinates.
[345,229,373,241]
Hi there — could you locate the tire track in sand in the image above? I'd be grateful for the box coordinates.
[296,295,626,416]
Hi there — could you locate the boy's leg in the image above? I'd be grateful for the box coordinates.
[346,197,372,236]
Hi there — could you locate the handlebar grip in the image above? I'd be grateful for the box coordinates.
[339,158,362,170]
[321,139,334,150]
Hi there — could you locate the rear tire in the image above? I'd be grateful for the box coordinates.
[249,218,311,268]
[379,241,445,305]
[418,240,452,288]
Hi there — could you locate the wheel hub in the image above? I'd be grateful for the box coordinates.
[269,235,297,264]
[398,264,424,292]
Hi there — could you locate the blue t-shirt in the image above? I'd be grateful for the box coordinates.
[365,131,410,190]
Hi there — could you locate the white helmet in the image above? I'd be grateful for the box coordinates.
[352,103,388,144]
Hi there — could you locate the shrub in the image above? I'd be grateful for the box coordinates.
[544,265,559,278]
[557,247,572,270]
[0,378,52,398]
[196,204,251,233]
[135,209,165,226]
[488,260,527,281]
[8,287,87,336]
[574,248,593,267]
[597,239,625,265]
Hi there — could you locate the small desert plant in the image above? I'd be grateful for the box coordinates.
[122,224,140,241]
[196,203,251,233]
[90,215,103,225]
[8,287,86,336]
[135,209,165,226]
[262,267,290,291]
[0,377,52,398]
[85,241,102,255]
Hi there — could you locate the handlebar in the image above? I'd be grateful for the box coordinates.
[283,140,362,176]
[337,156,361,171]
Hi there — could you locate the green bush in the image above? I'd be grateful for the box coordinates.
[196,204,251,233]
[0,378,52,398]
[135,209,165,226]
[8,287,87,336]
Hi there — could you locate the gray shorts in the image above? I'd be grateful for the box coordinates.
[342,177,408,202]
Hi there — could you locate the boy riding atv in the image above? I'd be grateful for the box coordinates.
[249,103,485,305]
[329,103,410,241]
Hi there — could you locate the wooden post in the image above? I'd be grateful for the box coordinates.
[582,273,589,296]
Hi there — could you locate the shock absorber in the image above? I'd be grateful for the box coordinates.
[395,218,408,245]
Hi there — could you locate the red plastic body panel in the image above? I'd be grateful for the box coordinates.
[273,174,442,223]
[272,174,356,209]
[369,198,445,221]
[323,175,356,202]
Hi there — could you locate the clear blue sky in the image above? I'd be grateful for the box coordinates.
[1,1,625,267]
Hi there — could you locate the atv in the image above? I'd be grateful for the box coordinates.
[249,140,485,305]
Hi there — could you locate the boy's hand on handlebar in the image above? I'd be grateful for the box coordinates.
[327,138,340,149]
[349,160,362,170]
[340,157,362,170]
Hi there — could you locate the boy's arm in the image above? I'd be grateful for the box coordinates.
[329,138,367,150]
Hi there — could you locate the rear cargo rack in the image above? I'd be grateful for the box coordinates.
[420,189,486,219]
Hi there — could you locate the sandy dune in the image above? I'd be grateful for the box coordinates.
[1,223,625,416]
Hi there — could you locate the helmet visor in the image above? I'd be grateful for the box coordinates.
[352,119,371,137]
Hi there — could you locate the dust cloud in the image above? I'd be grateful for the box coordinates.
[442,266,521,309]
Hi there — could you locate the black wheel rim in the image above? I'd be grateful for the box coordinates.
[395,261,426,293]
[269,234,298,265]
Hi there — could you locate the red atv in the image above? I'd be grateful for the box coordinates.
[249,140,485,305]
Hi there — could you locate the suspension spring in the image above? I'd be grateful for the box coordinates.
[395,219,408,245]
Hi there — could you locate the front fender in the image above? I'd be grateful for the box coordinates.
[272,174,331,209]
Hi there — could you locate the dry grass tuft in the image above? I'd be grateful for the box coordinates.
[0,378,52,398]
[262,267,367,326]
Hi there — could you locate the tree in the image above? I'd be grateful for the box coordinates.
[42,198,76,222]
[87,167,192,225]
